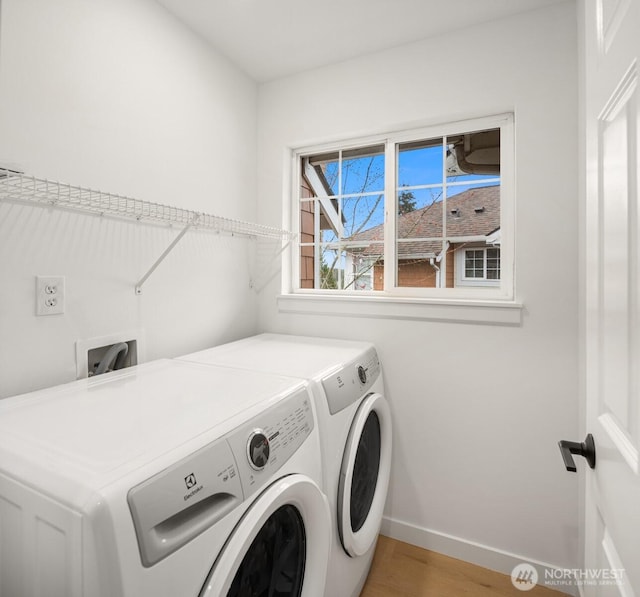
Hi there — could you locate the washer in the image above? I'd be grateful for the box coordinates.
[0,359,330,597]
[177,334,392,597]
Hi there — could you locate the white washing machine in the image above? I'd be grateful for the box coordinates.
[177,334,392,597]
[0,359,331,597]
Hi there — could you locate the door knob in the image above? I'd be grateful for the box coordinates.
[558,433,596,472]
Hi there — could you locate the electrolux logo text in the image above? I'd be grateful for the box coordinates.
[184,472,204,501]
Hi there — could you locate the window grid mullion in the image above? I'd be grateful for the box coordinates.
[483,247,488,280]
[314,199,321,288]
[440,136,448,288]
[385,140,396,292]
[337,150,343,290]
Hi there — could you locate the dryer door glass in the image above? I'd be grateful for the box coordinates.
[228,504,306,597]
[350,411,381,532]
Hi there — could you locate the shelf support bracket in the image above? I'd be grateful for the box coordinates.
[135,221,195,295]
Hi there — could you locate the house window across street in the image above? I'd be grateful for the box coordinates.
[459,247,501,285]
[292,114,514,301]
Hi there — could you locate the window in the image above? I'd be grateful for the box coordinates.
[292,114,514,301]
[457,246,501,286]
[299,145,385,291]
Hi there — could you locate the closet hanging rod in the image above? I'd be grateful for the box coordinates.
[0,168,294,240]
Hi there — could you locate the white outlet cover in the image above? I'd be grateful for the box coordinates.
[36,276,65,316]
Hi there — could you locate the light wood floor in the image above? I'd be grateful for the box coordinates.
[360,536,567,597]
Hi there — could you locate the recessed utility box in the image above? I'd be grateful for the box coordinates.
[87,340,137,377]
[76,330,145,379]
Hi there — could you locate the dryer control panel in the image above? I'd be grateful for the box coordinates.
[322,346,381,415]
[128,388,314,567]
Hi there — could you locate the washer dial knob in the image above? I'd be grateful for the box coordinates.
[357,365,367,384]
[247,429,270,470]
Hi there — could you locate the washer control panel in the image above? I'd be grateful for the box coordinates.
[246,429,270,470]
[322,346,380,415]
[128,388,314,568]
[227,389,314,496]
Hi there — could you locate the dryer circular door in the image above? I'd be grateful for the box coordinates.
[199,474,330,597]
[337,392,392,557]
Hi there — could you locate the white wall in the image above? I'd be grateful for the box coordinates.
[257,2,580,574]
[0,0,259,397]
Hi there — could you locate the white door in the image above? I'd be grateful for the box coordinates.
[582,0,640,594]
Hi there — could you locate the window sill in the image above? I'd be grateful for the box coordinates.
[277,293,523,325]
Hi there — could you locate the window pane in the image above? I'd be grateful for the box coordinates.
[299,245,314,289]
[317,247,383,291]
[342,145,385,195]
[342,195,385,240]
[398,138,443,187]
[446,129,500,182]
[396,188,443,239]
[319,246,344,289]
[299,199,315,244]
[341,194,384,290]
[446,184,500,254]
[397,186,443,214]
[396,238,447,288]
[321,226,338,244]
[447,180,501,198]
[299,198,341,264]
[308,151,339,196]
[346,244,383,291]
[397,239,444,259]
[397,258,436,288]
[396,256,443,288]
[395,185,445,288]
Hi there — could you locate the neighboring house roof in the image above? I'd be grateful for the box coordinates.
[346,185,500,259]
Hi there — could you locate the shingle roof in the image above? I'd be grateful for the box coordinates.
[347,185,500,259]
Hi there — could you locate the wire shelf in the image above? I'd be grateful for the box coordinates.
[0,168,294,240]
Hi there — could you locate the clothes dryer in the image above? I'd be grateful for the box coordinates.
[177,334,392,597]
[0,359,330,597]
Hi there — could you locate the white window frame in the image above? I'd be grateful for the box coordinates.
[455,245,501,287]
[282,113,518,323]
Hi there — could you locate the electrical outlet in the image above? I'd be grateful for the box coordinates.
[36,276,65,316]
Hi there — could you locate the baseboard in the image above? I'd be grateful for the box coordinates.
[380,516,579,596]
